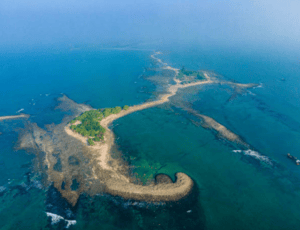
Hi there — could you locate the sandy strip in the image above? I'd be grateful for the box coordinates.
[65,122,130,182]
[0,114,29,121]
[151,51,168,66]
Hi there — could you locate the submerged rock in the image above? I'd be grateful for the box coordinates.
[155,174,173,184]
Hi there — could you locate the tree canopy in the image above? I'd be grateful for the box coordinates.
[70,106,125,141]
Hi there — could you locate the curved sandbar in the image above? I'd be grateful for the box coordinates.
[0,114,29,121]
[105,173,194,202]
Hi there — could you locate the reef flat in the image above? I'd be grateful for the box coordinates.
[0,114,29,121]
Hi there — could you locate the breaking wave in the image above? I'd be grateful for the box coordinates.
[233,149,273,165]
[254,83,263,88]
[46,212,76,229]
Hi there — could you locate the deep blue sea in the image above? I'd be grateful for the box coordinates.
[1,44,300,229]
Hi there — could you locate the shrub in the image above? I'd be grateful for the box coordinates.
[123,105,129,110]
[103,108,112,117]
[113,106,122,114]
[88,138,95,146]
[94,136,101,142]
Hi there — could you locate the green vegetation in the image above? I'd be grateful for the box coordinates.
[88,138,95,146]
[70,106,125,142]
[93,136,101,142]
[103,106,122,117]
[103,108,112,117]
[123,105,129,110]
[177,67,204,82]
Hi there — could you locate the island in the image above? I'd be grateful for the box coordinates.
[56,52,259,205]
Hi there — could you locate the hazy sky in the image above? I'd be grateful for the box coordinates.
[0,0,299,48]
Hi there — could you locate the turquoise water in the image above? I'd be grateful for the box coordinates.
[1,45,300,229]
[0,47,153,116]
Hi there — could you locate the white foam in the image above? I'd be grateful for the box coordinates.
[46,212,64,224]
[254,83,263,89]
[232,150,242,153]
[66,220,77,228]
[233,149,272,165]
[46,212,76,229]
[17,108,24,113]
[248,90,256,96]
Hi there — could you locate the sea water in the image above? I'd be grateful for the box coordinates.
[1,44,300,229]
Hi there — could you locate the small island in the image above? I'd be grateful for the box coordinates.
[60,52,258,205]
[177,67,205,84]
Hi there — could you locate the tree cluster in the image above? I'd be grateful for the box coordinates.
[70,105,128,142]
[177,67,204,80]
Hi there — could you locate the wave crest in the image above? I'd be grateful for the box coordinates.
[233,149,272,165]
[46,212,76,229]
